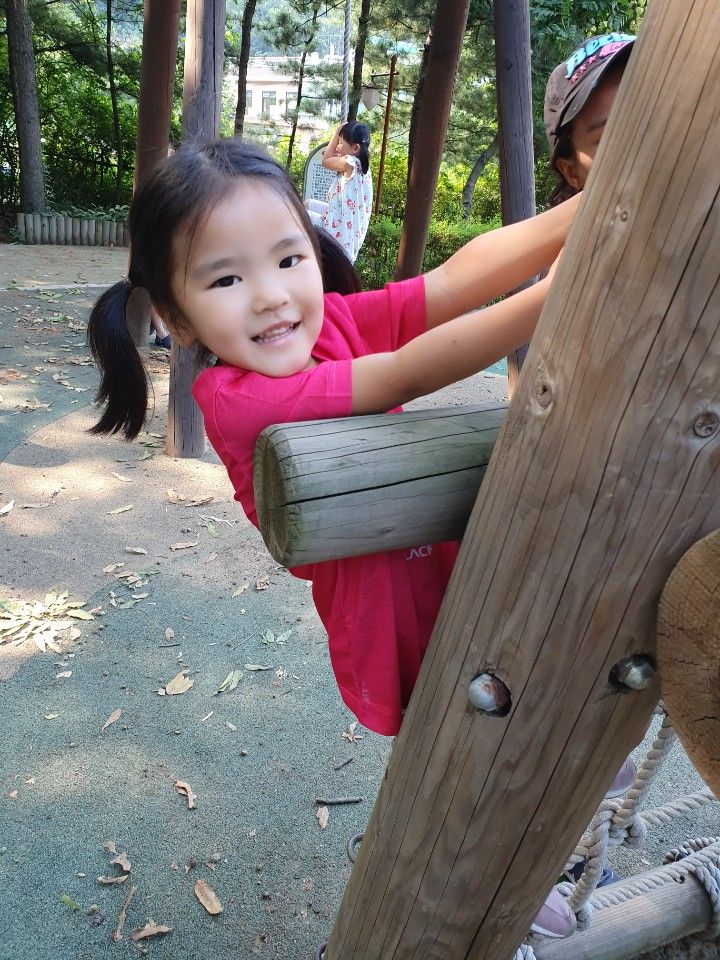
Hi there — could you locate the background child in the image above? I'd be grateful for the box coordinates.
[305,120,373,262]
[88,139,579,938]
[544,32,635,205]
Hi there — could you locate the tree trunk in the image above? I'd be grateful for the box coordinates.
[347,0,371,123]
[6,0,45,212]
[134,0,181,190]
[286,7,319,171]
[168,0,227,459]
[394,0,471,280]
[494,0,535,395]
[326,2,720,955]
[233,0,257,138]
[105,0,123,206]
[126,0,181,354]
[461,133,498,220]
[407,26,431,187]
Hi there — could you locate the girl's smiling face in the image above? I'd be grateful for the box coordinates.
[163,180,325,376]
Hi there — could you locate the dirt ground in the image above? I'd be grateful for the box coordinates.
[0,243,718,960]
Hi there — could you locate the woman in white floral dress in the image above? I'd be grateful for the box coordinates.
[305,121,373,263]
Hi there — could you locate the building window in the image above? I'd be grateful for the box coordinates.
[285,94,297,117]
[261,90,277,115]
[245,90,253,112]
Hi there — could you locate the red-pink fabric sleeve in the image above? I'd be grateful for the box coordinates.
[338,275,426,353]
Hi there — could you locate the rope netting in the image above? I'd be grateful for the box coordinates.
[514,704,719,960]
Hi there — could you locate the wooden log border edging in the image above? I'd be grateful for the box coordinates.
[16,212,129,246]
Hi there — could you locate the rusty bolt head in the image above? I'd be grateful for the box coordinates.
[468,673,511,716]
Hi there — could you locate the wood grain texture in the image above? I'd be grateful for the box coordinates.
[326,2,720,957]
[657,530,720,797]
[254,405,505,565]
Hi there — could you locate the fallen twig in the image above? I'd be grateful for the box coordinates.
[315,796,363,806]
[333,758,354,771]
[112,883,137,942]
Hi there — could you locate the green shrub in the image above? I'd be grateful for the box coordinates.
[356,215,500,289]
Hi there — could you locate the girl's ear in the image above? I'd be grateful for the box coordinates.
[350,142,361,156]
[555,155,582,191]
[155,306,197,348]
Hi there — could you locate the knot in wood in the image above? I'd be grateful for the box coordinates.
[535,381,553,409]
[693,411,719,438]
[468,673,511,716]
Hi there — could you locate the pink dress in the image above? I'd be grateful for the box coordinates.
[321,155,373,263]
[192,278,459,736]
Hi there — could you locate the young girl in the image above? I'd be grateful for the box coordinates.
[305,120,373,262]
[89,137,579,735]
[88,138,580,940]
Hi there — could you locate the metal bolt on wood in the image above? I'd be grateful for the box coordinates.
[468,673,512,715]
[610,655,656,690]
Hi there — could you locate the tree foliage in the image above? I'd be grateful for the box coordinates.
[0,0,648,228]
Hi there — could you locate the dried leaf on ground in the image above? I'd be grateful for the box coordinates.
[97,874,128,885]
[130,921,173,941]
[101,708,122,733]
[164,628,175,641]
[18,398,51,411]
[103,562,124,574]
[216,669,243,694]
[112,473,135,483]
[0,593,90,651]
[125,547,147,555]
[255,577,270,591]
[111,851,132,873]
[316,806,329,830]
[342,721,363,743]
[56,671,72,679]
[174,779,197,809]
[244,664,273,672]
[194,879,223,915]
[232,582,249,597]
[162,671,193,696]
[225,721,237,731]
[0,500,14,516]
[169,541,198,551]
[44,713,59,720]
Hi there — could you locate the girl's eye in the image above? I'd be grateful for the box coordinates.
[212,275,241,288]
[279,255,301,269]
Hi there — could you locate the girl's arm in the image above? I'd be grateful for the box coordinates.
[423,192,580,329]
[351,272,551,415]
[321,125,351,173]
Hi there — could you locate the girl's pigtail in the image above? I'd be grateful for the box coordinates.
[87,279,149,440]
[314,228,362,295]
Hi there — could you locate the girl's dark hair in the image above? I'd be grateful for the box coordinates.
[340,120,371,175]
[87,139,360,440]
[548,124,580,208]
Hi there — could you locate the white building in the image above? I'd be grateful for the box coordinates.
[243,53,345,140]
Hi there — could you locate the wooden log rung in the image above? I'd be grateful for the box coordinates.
[254,404,506,566]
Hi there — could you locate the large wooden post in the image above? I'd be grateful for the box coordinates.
[394,0,470,280]
[326,2,720,957]
[125,0,182,352]
[166,0,226,458]
[494,0,536,395]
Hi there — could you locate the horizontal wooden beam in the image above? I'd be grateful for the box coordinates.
[535,865,712,960]
[253,404,505,567]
